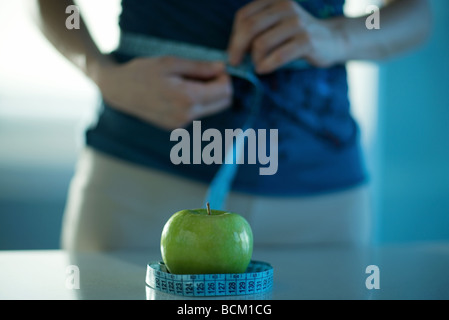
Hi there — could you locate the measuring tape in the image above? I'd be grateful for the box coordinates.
[146,261,273,297]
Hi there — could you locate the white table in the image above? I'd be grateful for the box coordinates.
[1,243,448,300]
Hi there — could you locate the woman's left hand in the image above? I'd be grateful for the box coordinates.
[228,0,345,73]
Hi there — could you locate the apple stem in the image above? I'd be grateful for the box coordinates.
[206,202,211,216]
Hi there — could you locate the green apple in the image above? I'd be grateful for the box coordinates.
[160,204,253,275]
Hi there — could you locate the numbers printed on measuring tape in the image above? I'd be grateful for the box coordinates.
[146,261,273,297]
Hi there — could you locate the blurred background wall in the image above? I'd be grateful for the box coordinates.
[0,0,447,249]
[375,0,449,243]
[0,0,120,249]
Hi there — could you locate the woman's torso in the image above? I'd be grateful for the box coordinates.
[85,0,367,196]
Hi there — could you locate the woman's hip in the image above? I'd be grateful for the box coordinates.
[61,147,372,251]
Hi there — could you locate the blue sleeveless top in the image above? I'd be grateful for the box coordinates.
[85,0,367,196]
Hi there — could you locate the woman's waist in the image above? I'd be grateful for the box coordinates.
[85,104,366,196]
[110,31,354,149]
[88,97,358,157]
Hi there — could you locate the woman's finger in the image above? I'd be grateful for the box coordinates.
[228,14,281,66]
[184,73,233,116]
[162,56,226,79]
[234,0,279,20]
[251,16,302,67]
[256,34,309,74]
[228,0,296,66]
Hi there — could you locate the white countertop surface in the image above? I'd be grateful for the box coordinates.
[1,243,448,300]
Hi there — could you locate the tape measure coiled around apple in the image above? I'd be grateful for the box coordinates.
[146,261,273,297]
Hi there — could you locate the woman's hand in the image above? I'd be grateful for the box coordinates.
[95,56,233,130]
[228,0,346,73]
[228,0,431,74]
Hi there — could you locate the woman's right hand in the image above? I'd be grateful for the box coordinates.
[95,56,233,130]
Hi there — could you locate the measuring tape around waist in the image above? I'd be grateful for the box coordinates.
[146,260,273,297]
[117,32,310,211]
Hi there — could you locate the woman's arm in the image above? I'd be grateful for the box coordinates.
[32,0,110,83]
[32,0,232,130]
[228,0,432,73]
[332,0,432,62]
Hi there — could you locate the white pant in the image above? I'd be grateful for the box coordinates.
[61,147,372,251]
